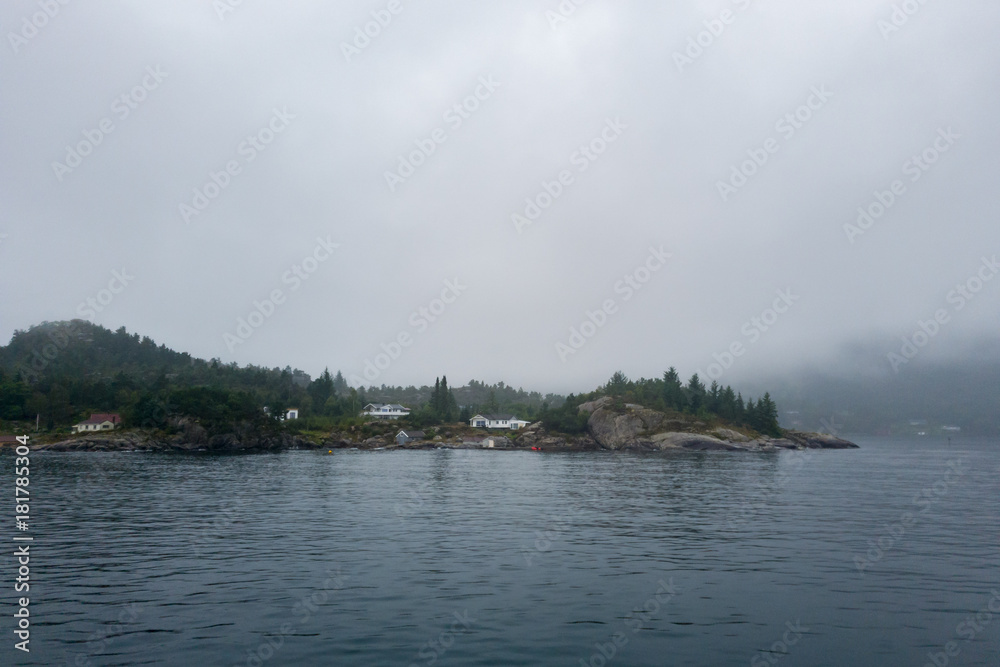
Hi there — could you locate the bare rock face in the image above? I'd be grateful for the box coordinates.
[37,428,319,452]
[324,432,356,448]
[577,396,613,414]
[586,405,665,449]
[711,428,749,443]
[782,430,860,449]
[37,432,153,452]
[649,432,747,451]
[515,427,599,450]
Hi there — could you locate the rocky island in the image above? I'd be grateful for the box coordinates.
[32,396,857,454]
[3,321,858,455]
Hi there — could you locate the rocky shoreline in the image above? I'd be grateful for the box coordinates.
[28,398,857,453]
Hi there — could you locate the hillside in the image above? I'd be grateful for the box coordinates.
[0,321,560,435]
[1,321,788,447]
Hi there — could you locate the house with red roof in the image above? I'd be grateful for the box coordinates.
[72,413,122,434]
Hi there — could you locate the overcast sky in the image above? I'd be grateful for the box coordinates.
[2,0,998,392]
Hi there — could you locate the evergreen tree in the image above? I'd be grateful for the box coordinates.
[484,390,499,414]
[686,374,706,413]
[757,392,781,436]
[720,385,737,421]
[332,370,348,396]
[308,368,334,414]
[441,375,457,422]
[707,381,721,414]
[446,387,459,422]
[745,398,756,428]
[431,377,442,416]
[662,367,686,411]
[606,370,630,396]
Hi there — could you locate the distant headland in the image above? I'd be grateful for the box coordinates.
[1,321,857,453]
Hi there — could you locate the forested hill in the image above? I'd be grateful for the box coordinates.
[0,320,319,431]
[0,320,564,433]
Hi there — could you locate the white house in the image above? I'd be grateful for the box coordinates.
[362,403,411,420]
[72,413,122,434]
[469,413,530,430]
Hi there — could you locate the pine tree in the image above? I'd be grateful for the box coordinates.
[606,371,630,396]
[308,368,334,414]
[720,385,737,421]
[662,367,686,411]
[332,370,348,396]
[432,377,442,417]
[441,376,457,422]
[707,380,721,415]
[686,373,705,413]
[758,392,781,436]
[484,390,499,414]
[446,387,459,422]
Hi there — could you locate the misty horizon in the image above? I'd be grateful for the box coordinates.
[3,1,998,395]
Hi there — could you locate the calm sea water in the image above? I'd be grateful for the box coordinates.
[2,437,998,666]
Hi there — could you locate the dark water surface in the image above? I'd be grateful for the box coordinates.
[3,437,998,666]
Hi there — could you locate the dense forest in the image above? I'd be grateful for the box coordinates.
[0,320,782,437]
[0,321,565,435]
